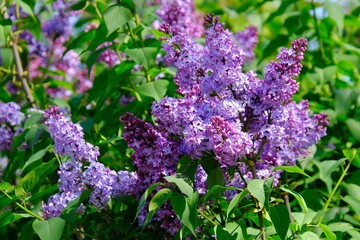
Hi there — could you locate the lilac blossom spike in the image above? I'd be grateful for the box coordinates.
[43,107,138,217]
[0,102,24,151]
[234,26,258,63]
[44,106,100,162]
[120,113,180,194]
[156,0,204,38]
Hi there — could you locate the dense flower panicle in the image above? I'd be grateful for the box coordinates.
[42,161,84,218]
[44,106,100,162]
[156,0,204,38]
[121,113,180,194]
[234,26,258,63]
[150,16,328,194]
[42,15,71,39]
[207,116,252,167]
[43,106,138,217]
[194,165,207,195]
[19,31,49,57]
[255,38,308,112]
[0,102,24,151]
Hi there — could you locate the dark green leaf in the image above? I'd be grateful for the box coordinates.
[226,189,248,220]
[22,147,50,171]
[135,182,161,220]
[269,205,290,240]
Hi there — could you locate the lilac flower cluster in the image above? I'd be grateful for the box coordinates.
[123,14,327,209]
[0,102,24,151]
[234,26,258,63]
[154,0,204,38]
[42,106,138,218]
[154,14,328,185]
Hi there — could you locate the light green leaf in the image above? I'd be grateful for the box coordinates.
[148,188,171,212]
[125,47,158,69]
[248,179,265,206]
[135,80,169,102]
[327,222,354,232]
[300,231,319,240]
[343,148,360,168]
[319,223,336,240]
[273,166,312,180]
[0,182,12,192]
[281,186,308,215]
[103,4,133,35]
[346,119,360,142]
[32,218,65,240]
[325,0,344,35]
[164,174,193,197]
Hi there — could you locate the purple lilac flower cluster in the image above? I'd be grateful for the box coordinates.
[234,26,258,63]
[42,106,137,218]
[154,0,204,38]
[154,14,328,185]
[0,102,24,151]
[121,17,328,234]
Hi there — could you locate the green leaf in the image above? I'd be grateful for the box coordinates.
[135,80,169,102]
[16,159,56,197]
[325,0,344,35]
[148,188,171,212]
[281,185,309,215]
[170,191,198,236]
[135,182,161,220]
[22,147,50,171]
[343,148,360,168]
[164,174,193,197]
[327,222,354,232]
[273,166,313,180]
[103,4,133,35]
[32,218,65,240]
[201,156,225,188]
[346,119,360,142]
[318,158,347,193]
[299,231,319,240]
[0,211,31,228]
[269,205,290,240]
[319,223,336,240]
[248,179,265,206]
[15,0,37,21]
[0,182,12,192]
[292,212,317,230]
[24,110,43,129]
[226,189,249,220]
[125,47,158,69]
